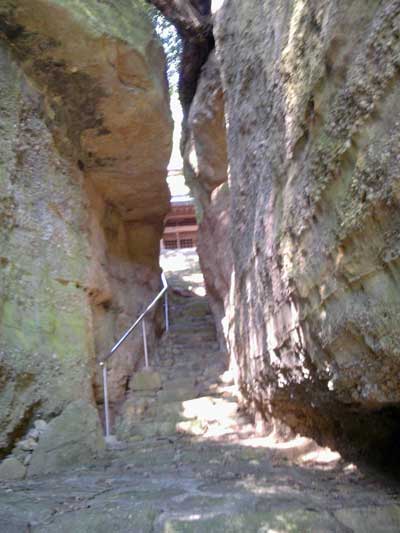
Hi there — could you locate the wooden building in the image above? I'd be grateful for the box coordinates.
[161,197,198,250]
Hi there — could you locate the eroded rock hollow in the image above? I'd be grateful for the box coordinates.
[180,0,400,465]
[0,0,172,459]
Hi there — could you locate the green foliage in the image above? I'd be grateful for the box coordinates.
[152,9,181,91]
[141,2,181,91]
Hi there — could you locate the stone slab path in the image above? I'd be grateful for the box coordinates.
[1,249,400,532]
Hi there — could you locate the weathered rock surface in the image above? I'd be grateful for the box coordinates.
[0,1,172,456]
[182,52,233,352]
[0,253,399,531]
[179,1,400,464]
[0,456,25,481]
[130,369,162,392]
[28,400,105,476]
[2,440,400,533]
[207,0,400,463]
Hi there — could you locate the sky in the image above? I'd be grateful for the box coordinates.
[167,93,191,198]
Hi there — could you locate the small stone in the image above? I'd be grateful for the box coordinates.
[105,435,126,450]
[28,400,105,476]
[0,457,26,480]
[27,428,40,440]
[17,437,37,451]
[34,420,48,433]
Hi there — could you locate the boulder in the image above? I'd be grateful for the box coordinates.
[34,420,49,433]
[28,400,105,476]
[0,457,26,481]
[130,370,162,392]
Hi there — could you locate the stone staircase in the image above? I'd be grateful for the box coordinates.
[115,291,251,444]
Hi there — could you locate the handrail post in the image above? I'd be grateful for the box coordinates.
[142,319,149,368]
[165,291,169,332]
[101,362,110,438]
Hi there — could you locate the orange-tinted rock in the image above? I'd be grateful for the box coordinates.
[0,0,172,453]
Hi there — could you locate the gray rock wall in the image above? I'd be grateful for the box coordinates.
[182,52,233,353]
[187,0,400,461]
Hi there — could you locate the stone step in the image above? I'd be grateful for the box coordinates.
[157,354,221,367]
[169,324,216,333]
[123,395,242,432]
[117,419,178,440]
[157,349,221,361]
[157,353,220,367]
[168,325,215,338]
[129,370,162,392]
[116,398,193,435]
[170,315,212,323]
[170,322,215,333]
[162,359,223,373]
[116,412,209,440]
[162,342,220,353]
[146,400,189,420]
[169,363,223,378]
[170,314,213,325]
[162,377,198,391]
[168,328,216,340]
[171,300,211,318]
[178,396,239,423]
[167,333,217,344]
[165,352,221,364]
[157,386,200,403]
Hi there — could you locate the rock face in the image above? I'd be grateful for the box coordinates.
[185,1,400,462]
[28,400,105,476]
[0,0,172,457]
[182,52,233,353]
[0,456,26,481]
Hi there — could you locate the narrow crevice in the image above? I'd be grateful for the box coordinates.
[149,0,214,114]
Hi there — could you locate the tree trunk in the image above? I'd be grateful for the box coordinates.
[148,0,214,113]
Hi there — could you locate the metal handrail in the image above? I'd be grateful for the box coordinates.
[99,272,169,437]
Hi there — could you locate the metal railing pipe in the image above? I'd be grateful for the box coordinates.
[142,319,149,368]
[165,291,169,332]
[99,272,168,365]
[98,272,169,436]
[102,363,110,438]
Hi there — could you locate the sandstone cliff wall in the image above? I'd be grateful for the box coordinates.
[0,0,172,456]
[182,52,232,352]
[186,0,400,461]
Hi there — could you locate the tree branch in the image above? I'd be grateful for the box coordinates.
[149,0,211,37]
[148,0,214,113]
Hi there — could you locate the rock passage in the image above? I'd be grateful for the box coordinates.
[0,250,399,532]
[116,298,234,442]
